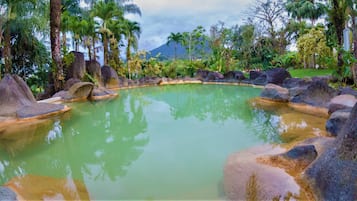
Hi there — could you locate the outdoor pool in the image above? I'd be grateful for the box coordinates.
[0,84,284,200]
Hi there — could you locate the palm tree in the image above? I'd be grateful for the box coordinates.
[123,20,141,62]
[167,32,184,60]
[286,0,326,25]
[91,0,123,65]
[122,20,140,79]
[327,0,348,77]
[50,0,63,91]
[0,0,38,74]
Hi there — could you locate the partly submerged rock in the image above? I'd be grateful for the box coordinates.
[68,82,94,99]
[205,71,224,81]
[224,71,246,81]
[328,94,357,114]
[0,74,67,119]
[325,109,351,137]
[260,84,289,102]
[91,87,118,100]
[290,80,337,108]
[305,103,357,201]
[224,145,302,200]
[5,175,90,200]
[101,65,119,89]
[195,69,210,81]
[0,187,16,201]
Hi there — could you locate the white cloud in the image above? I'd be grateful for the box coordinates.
[129,0,253,51]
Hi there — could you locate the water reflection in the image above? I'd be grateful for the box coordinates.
[0,94,149,188]
[0,85,286,200]
[145,85,280,142]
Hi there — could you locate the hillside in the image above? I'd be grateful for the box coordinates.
[147,41,211,60]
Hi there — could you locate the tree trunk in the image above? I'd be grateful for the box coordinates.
[87,46,92,61]
[103,34,108,65]
[92,37,96,61]
[4,26,11,74]
[62,31,67,53]
[331,0,345,77]
[352,15,357,86]
[127,38,131,79]
[50,0,63,92]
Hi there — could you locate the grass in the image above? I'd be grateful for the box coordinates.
[288,68,333,78]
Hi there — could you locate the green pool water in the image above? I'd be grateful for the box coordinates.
[0,84,281,200]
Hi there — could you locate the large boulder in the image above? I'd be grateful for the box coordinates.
[139,77,162,85]
[205,71,224,81]
[0,74,66,118]
[305,103,357,201]
[328,94,357,114]
[53,82,94,101]
[325,109,351,137]
[0,187,16,201]
[252,73,267,85]
[66,51,86,80]
[249,71,263,80]
[5,175,90,200]
[195,69,210,81]
[68,82,94,99]
[223,71,246,81]
[64,78,81,91]
[85,60,102,86]
[338,86,357,97]
[101,65,119,89]
[282,78,312,89]
[265,68,291,85]
[91,87,117,100]
[290,80,337,108]
[260,84,289,102]
[224,145,301,200]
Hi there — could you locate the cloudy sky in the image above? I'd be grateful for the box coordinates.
[126,0,252,51]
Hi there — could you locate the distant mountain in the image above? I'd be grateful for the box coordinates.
[147,41,211,61]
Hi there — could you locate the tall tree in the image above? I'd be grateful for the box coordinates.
[167,32,184,60]
[91,0,123,65]
[50,0,63,91]
[286,0,326,25]
[123,20,141,63]
[327,0,348,77]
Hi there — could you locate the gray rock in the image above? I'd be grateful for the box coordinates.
[85,60,102,86]
[326,109,351,137]
[101,66,119,89]
[284,145,317,161]
[195,69,210,81]
[282,78,311,89]
[223,71,246,81]
[68,82,94,99]
[17,103,65,118]
[328,94,357,114]
[305,103,357,201]
[205,71,224,81]
[66,51,86,80]
[260,84,289,102]
[0,74,66,118]
[265,68,291,85]
[290,80,337,108]
[249,70,263,80]
[0,187,17,201]
[64,78,81,91]
[338,87,357,97]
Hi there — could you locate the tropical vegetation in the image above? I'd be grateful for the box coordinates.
[1,0,357,97]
